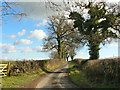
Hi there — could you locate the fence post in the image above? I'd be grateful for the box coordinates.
[7,62,11,76]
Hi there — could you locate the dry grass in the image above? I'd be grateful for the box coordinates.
[82,58,119,83]
[70,58,120,88]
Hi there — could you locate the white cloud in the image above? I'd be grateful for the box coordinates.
[0,43,3,49]
[27,29,47,40]
[18,29,26,36]
[14,39,33,45]
[8,0,120,20]
[34,46,47,52]
[18,46,47,53]
[8,35,17,39]
[5,34,17,39]
[37,19,47,27]
[34,46,44,52]
[19,47,33,53]
[0,43,16,53]
[15,2,58,20]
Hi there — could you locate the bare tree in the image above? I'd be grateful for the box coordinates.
[43,14,82,60]
[1,0,26,24]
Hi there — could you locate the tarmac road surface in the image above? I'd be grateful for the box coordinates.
[36,63,78,88]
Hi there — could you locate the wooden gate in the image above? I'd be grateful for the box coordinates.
[0,64,8,77]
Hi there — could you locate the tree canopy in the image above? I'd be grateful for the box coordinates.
[69,1,120,59]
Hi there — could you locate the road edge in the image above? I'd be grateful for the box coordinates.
[23,62,67,88]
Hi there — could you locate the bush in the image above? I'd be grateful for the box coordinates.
[82,58,120,85]
[10,59,65,76]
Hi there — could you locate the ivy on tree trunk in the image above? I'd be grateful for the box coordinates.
[88,40,100,60]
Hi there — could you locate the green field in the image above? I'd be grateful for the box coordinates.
[2,70,45,88]
[2,60,66,88]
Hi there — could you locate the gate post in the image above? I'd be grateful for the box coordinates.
[7,62,11,76]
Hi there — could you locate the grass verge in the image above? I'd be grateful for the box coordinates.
[2,61,66,88]
[69,61,118,88]
[2,70,45,88]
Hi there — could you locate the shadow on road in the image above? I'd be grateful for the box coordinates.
[40,63,69,74]
[48,68,69,73]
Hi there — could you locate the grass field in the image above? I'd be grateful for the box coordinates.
[2,61,66,88]
[2,70,45,88]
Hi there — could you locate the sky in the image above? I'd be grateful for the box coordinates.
[0,0,120,60]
